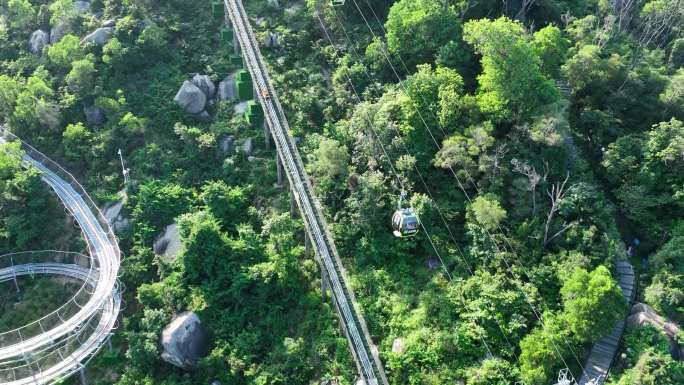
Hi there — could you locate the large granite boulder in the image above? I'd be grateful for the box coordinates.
[153,223,182,262]
[74,1,91,13]
[174,81,207,114]
[82,27,114,46]
[29,30,49,54]
[219,135,235,154]
[161,312,209,369]
[627,303,683,359]
[101,19,117,28]
[240,137,255,156]
[102,198,130,234]
[191,74,216,99]
[50,20,69,44]
[262,32,280,49]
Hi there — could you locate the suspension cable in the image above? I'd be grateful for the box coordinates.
[323,4,521,360]
[313,6,530,361]
[342,0,587,376]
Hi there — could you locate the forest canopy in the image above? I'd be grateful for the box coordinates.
[0,0,682,384]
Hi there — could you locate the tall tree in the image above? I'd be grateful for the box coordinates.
[463,17,559,121]
[385,0,463,69]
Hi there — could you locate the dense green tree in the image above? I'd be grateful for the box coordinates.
[560,266,627,342]
[47,34,84,69]
[199,180,249,231]
[0,142,63,251]
[463,17,559,121]
[531,25,569,79]
[66,56,97,94]
[615,349,684,385]
[10,68,61,136]
[467,194,507,231]
[603,119,684,239]
[385,0,463,69]
[6,0,34,30]
[519,313,573,385]
[670,38,684,68]
[0,75,20,118]
[62,122,94,162]
[465,358,520,385]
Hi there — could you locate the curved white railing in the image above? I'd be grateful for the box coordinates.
[0,127,121,384]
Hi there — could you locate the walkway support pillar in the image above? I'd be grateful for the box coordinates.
[263,121,271,150]
[276,154,284,187]
[79,368,88,385]
[290,189,298,219]
[305,232,312,256]
[321,265,328,302]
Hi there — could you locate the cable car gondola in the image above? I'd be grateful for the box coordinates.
[392,191,419,237]
[330,0,345,6]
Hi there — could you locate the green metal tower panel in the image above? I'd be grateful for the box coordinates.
[236,80,254,100]
[236,69,251,82]
[211,1,225,19]
[245,100,264,125]
[230,54,243,66]
[220,27,233,41]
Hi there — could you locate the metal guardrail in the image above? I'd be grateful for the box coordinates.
[223,2,387,384]
[0,128,121,384]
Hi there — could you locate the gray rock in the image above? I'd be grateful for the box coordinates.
[29,30,49,54]
[194,110,212,123]
[627,303,684,359]
[392,338,405,353]
[84,105,105,127]
[285,4,303,16]
[74,1,90,13]
[240,137,255,156]
[161,312,209,370]
[101,192,130,233]
[50,21,69,44]
[191,74,216,99]
[153,223,182,262]
[219,135,235,154]
[262,32,280,49]
[218,75,237,101]
[233,101,248,115]
[425,258,440,271]
[82,27,114,46]
[174,81,207,115]
[101,19,117,28]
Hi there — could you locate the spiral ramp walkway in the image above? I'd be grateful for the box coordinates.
[0,127,121,384]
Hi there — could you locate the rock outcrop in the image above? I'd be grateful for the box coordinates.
[219,135,235,154]
[191,74,216,99]
[29,30,49,54]
[82,27,114,46]
[627,302,684,359]
[240,137,255,156]
[174,81,207,114]
[153,223,182,262]
[262,32,280,49]
[50,21,69,44]
[218,75,237,101]
[101,19,117,28]
[102,198,130,234]
[160,312,209,370]
[74,1,91,14]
